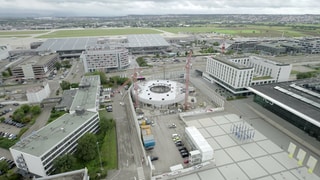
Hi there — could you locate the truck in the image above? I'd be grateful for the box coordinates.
[141,125,155,149]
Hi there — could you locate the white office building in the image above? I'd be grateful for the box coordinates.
[0,45,11,60]
[81,45,129,73]
[10,75,101,177]
[26,82,51,103]
[203,56,292,94]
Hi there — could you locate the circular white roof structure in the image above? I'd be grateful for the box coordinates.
[135,80,185,107]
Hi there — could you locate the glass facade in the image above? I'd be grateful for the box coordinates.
[254,95,320,141]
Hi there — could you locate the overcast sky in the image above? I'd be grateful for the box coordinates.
[1,0,320,17]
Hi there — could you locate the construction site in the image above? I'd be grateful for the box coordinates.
[110,49,320,180]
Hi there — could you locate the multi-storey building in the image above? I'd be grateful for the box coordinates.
[11,53,59,80]
[81,45,129,73]
[0,45,11,60]
[10,75,101,177]
[203,56,292,95]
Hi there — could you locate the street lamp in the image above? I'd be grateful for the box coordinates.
[96,142,103,171]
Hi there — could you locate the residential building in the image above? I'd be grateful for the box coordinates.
[10,75,101,177]
[81,45,129,73]
[11,53,59,80]
[26,82,51,103]
[203,56,292,95]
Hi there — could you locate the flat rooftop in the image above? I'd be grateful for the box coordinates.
[37,34,170,52]
[55,89,77,110]
[127,34,170,48]
[17,53,58,67]
[209,57,252,70]
[165,113,320,180]
[10,111,98,157]
[70,75,100,112]
[37,37,98,52]
[249,79,320,124]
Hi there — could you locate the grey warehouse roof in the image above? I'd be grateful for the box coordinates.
[37,37,98,52]
[249,79,320,125]
[127,34,170,48]
[37,34,170,52]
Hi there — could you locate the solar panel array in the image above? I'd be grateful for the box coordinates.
[274,86,320,109]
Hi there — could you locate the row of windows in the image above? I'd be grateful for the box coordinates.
[207,59,253,88]
[43,120,100,173]
[41,114,99,162]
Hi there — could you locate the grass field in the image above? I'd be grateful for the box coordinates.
[0,35,30,38]
[0,30,48,35]
[37,28,161,38]
[158,24,319,37]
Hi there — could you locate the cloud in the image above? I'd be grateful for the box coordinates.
[0,0,320,16]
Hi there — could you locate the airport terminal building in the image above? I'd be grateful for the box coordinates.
[10,75,101,177]
[248,79,320,141]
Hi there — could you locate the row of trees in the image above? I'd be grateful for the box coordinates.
[296,71,318,79]
[54,61,72,70]
[53,116,115,174]
[60,81,79,90]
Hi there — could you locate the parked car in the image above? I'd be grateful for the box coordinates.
[12,103,19,106]
[168,123,176,128]
[150,156,159,161]
[180,152,189,158]
[106,105,113,112]
[176,141,183,146]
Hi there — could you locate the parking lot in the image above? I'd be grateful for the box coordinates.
[143,113,191,175]
[0,104,22,137]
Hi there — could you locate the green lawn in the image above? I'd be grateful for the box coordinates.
[0,35,30,38]
[253,76,273,80]
[158,24,313,37]
[0,30,48,35]
[37,28,161,38]
[83,110,117,179]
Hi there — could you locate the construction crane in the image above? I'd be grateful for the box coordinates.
[184,51,192,111]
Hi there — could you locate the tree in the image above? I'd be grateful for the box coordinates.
[53,154,76,174]
[213,42,220,46]
[6,67,12,76]
[75,133,97,162]
[12,109,24,122]
[0,160,8,174]
[21,104,30,114]
[1,71,9,77]
[54,62,62,71]
[60,81,71,90]
[31,105,41,115]
[70,83,79,88]
[296,72,317,79]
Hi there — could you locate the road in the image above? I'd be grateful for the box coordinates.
[107,92,148,180]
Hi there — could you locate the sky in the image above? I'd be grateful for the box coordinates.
[1,0,320,17]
